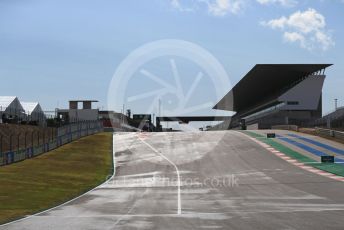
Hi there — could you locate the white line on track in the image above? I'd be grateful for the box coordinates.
[111,200,137,229]
[138,135,182,215]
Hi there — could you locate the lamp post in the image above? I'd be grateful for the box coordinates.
[335,99,338,111]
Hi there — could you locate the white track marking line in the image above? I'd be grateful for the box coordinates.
[318,172,334,176]
[286,159,298,163]
[111,200,137,229]
[138,136,182,215]
[111,205,135,229]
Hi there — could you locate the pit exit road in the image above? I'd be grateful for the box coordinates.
[2,131,344,230]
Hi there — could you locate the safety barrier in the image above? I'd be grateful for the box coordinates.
[0,121,103,166]
[272,125,299,132]
[315,128,344,141]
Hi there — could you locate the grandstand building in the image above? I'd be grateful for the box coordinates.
[214,64,332,129]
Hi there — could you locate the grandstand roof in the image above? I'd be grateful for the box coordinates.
[21,102,41,113]
[213,64,332,115]
[0,96,17,108]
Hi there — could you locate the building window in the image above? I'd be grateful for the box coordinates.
[287,101,299,105]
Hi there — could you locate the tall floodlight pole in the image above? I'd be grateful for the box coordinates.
[335,99,338,111]
[122,104,125,125]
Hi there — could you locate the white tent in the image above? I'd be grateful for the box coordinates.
[0,96,25,122]
[21,102,46,122]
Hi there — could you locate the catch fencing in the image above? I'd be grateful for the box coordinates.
[0,121,103,166]
[315,128,344,141]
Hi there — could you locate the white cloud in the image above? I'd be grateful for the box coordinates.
[170,0,195,12]
[171,0,182,9]
[169,0,246,16]
[256,0,297,7]
[283,31,306,47]
[261,8,334,51]
[205,0,246,16]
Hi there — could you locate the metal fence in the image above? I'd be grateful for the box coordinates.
[315,128,344,141]
[0,121,103,166]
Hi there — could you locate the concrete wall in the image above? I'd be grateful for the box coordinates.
[247,123,259,130]
[272,125,298,131]
[279,75,325,111]
[68,109,99,121]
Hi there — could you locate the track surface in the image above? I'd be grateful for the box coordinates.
[255,130,344,162]
[2,131,344,230]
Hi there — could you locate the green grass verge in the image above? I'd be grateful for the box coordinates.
[0,132,113,224]
[242,131,344,177]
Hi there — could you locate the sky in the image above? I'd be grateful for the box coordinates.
[0,0,343,126]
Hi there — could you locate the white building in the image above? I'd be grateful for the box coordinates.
[0,96,25,122]
[21,102,46,123]
[57,100,99,122]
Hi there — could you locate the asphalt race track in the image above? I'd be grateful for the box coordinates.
[2,131,344,230]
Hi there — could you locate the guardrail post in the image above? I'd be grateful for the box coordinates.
[330,130,334,137]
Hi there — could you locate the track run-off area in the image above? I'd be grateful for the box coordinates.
[2,131,344,230]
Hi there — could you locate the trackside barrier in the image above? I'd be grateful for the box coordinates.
[0,121,103,166]
[315,128,344,141]
[272,125,299,132]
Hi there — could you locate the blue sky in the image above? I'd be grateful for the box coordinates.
[0,0,343,118]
